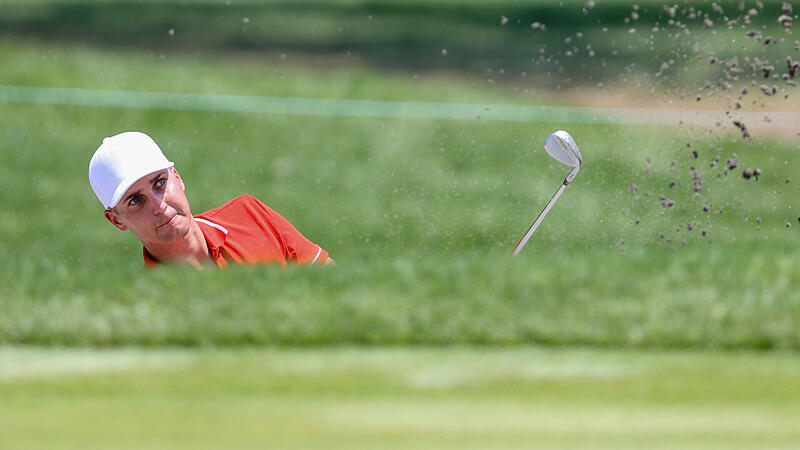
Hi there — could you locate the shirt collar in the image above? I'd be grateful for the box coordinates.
[143,247,159,267]
[193,217,229,258]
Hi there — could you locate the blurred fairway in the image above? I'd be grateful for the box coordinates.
[1,0,795,90]
[3,346,800,449]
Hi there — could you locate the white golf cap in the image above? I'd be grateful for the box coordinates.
[89,131,174,208]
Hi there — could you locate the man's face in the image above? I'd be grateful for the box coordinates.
[104,167,194,245]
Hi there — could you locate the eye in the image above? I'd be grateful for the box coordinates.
[155,178,167,189]
[128,194,143,206]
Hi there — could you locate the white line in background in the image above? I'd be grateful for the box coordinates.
[0,84,795,128]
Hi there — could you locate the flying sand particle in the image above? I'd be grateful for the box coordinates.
[725,154,738,173]
[732,121,750,140]
[787,57,799,78]
[692,171,703,194]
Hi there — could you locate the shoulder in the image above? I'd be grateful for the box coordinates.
[196,194,264,218]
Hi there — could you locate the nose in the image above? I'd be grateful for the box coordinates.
[150,193,169,216]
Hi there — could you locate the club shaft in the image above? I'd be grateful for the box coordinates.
[511,182,568,257]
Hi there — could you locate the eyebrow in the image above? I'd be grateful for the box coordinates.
[122,171,168,204]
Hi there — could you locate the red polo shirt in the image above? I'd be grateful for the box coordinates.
[144,194,329,267]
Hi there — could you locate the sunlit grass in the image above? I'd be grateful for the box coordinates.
[2,346,800,449]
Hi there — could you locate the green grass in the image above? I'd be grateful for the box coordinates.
[1,37,799,348]
[3,346,800,449]
[0,0,795,89]
[1,4,798,447]
[0,0,799,348]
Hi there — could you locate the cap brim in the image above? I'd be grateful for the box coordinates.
[106,162,174,208]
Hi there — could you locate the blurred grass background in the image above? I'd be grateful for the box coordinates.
[3,346,800,449]
[1,0,795,90]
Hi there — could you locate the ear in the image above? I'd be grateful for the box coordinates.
[171,167,185,192]
[104,209,128,231]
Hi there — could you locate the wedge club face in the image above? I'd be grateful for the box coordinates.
[544,130,582,184]
[511,130,583,257]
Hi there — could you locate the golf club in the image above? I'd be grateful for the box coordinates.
[511,130,583,257]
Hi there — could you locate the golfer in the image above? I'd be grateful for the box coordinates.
[89,131,332,269]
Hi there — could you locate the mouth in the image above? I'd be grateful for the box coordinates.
[156,214,177,229]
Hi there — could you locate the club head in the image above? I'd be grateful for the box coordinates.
[544,130,582,184]
[511,130,583,257]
